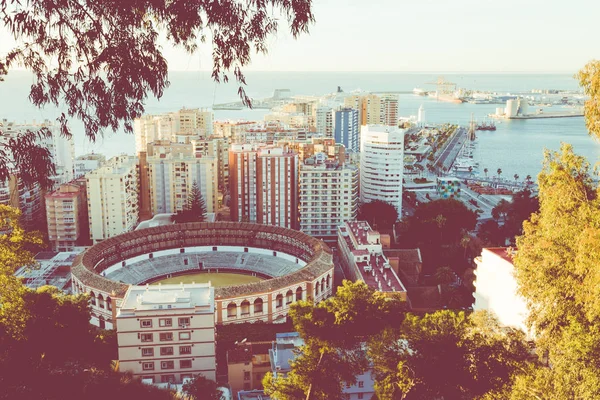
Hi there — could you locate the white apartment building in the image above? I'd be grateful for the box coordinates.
[116,283,216,384]
[473,248,531,337]
[299,154,358,242]
[1,119,75,186]
[360,125,405,215]
[134,108,214,153]
[74,153,106,179]
[86,155,139,243]
[145,141,218,214]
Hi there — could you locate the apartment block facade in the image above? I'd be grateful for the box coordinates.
[229,144,299,229]
[143,141,219,215]
[299,155,359,242]
[116,284,216,384]
[45,181,88,251]
[134,108,214,153]
[334,108,360,152]
[74,153,106,179]
[86,155,139,243]
[360,125,405,216]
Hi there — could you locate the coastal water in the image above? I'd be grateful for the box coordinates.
[0,71,598,180]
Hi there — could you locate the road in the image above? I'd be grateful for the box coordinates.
[434,127,468,172]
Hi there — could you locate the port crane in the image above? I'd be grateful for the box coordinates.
[425,76,457,95]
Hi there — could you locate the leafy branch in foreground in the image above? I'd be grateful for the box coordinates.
[0,0,314,142]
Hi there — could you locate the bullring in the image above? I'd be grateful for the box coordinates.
[71,222,335,329]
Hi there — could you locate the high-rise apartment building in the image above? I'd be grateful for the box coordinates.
[144,141,218,215]
[229,144,298,229]
[45,180,88,251]
[343,94,399,127]
[299,155,359,242]
[134,108,214,153]
[333,108,360,152]
[275,138,345,164]
[74,153,106,179]
[314,106,333,136]
[360,125,405,215]
[86,155,139,243]
[192,137,230,192]
[116,283,216,384]
[1,119,75,186]
[0,177,43,230]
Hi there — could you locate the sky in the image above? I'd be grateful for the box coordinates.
[1,0,600,73]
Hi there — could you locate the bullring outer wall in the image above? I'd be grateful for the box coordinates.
[71,222,335,328]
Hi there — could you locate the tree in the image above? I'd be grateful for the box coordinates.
[577,60,600,139]
[369,310,530,400]
[263,281,407,400]
[513,173,519,183]
[183,375,223,400]
[435,266,455,297]
[496,168,502,180]
[357,200,399,231]
[511,144,600,397]
[484,168,488,178]
[0,0,314,186]
[172,181,207,223]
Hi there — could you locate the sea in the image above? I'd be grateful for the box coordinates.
[1,71,599,180]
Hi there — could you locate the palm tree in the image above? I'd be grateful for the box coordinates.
[497,168,502,180]
[513,173,519,183]
[484,168,488,178]
[525,174,532,186]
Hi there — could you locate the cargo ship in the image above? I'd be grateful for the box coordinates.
[429,90,465,103]
[476,122,496,131]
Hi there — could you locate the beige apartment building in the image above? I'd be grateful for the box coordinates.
[45,180,88,251]
[86,155,139,244]
[134,108,214,153]
[299,155,359,243]
[116,283,216,384]
[229,144,299,229]
[227,342,272,396]
[143,141,219,215]
[344,93,399,127]
[192,137,230,193]
[275,138,345,164]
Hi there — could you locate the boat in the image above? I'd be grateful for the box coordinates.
[429,91,465,103]
[476,121,497,131]
[413,88,428,96]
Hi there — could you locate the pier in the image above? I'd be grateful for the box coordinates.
[489,111,584,120]
[433,126,469,172]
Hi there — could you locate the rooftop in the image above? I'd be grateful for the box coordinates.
[118,283,214,313]
[484,247,516,264]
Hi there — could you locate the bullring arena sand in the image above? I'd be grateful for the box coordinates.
[152,272,264,287]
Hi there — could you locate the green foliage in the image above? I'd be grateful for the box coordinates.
[487,189,539,246]
[400,199,478,273]
[172,181,208,223]
[577,60,600,140]
[358,200,399,231]
[511,143,600,397]
[369,311,531,400]
[264,281,407,400]
[183,374,223,400]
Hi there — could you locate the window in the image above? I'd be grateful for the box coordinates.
[180,346,192,355]
[159,332,173,341]
[358,381,364,388]
[243,383,251,391]
[178,317,190,327]
[141,348,154,357]
[141,333,153,342]
[161,361,174,370]
[276,294,283,308]
[140,319,152,328]
[244,371,251,381]
[180,360,192,369]
[358,394,364,399]
[142,362,154,371]
[179,332,191,340]
[160,347,174,356]
[160,375,175,383]
[159,318,172,327]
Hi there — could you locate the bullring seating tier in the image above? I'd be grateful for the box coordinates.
[105,252,303,285]
[71,222,333,300]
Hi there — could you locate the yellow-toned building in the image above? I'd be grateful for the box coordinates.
[116,283,216,384]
